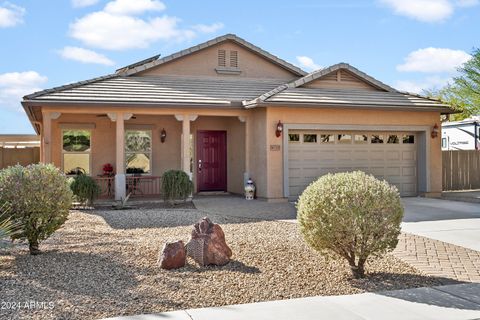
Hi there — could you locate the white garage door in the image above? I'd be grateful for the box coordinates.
[288,130,417,198]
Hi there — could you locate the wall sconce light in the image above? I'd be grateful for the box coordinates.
[160,128,167,143]
[275,120,283,137]
[431,123,439,139]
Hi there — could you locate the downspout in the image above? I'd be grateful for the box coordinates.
[32,121,43,162]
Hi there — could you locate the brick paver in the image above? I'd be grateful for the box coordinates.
[393,233,480,283]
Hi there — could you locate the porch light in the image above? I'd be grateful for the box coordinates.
[160,128,167,143]
[431,123,439,139]
[275,121,283,138]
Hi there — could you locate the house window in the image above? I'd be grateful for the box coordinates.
[371,134,384,144]
[403,134,415,144]
[337,134,352,144]
[62,130,91,175]
[387,134,399,143]
[354,134,368,144]
[303,134,317,143]
[125,130,152,174]
[320,134,334,143]
[288,134,300,142]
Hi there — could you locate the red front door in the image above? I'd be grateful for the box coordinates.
[196,130,227,192]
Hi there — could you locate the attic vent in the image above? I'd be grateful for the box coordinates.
[218,49,226,67]
[230,50,238,68]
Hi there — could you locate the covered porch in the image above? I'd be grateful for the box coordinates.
[39,107,251,200]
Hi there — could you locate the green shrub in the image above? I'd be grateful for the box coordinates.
[0,203,22,248]
[162,170,193,204]
[0,164,73,255]
[297,171,403,278]
[70,174,101,206]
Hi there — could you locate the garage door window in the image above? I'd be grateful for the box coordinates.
[354,134,368,144]
[371,134,384,144]
[288,134,300,142]
[403,134,415,144]
[304,134,317,143]
[337,134,352,144]
[320,134,334,143]
[387,134,399,144]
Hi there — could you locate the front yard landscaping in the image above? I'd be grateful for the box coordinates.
[1,206,448,320]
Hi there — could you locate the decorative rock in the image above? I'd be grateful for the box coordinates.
[158,240,186,270]
[186,217,232,266]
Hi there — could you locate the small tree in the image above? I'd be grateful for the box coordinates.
[297,171,403,278]
[162,170,193,205]
[70,174,101,207]
[0,164,73,255]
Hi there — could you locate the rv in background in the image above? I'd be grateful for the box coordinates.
[442,116,480,151]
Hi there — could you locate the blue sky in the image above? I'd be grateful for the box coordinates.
[0,0,478,134]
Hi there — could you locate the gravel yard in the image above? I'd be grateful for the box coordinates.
[0,207,450,320]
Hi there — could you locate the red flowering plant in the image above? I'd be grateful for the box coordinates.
[102,163,114,176]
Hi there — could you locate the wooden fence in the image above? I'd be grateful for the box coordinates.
[0,147,40,169]
[443,150,480,190]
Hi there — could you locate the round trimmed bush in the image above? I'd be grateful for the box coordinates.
[297,171,403,278]
[0,164,73,255]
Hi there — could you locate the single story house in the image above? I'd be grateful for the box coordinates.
[22,34,453,201]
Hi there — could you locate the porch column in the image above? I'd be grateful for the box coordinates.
[41,111,60,164]
[108,112,132,200]
[175,114,197,175]
[240,116,250,185]
[181,116,190,174]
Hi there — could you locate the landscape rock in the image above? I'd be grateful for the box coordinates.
[186,217,232,266]
[158,240,186,270]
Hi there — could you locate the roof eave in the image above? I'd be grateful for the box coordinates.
[249,101,455,114]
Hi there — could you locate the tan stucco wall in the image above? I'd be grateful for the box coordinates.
[262,107,442,199]
[191,116,245,194]
[137,40,298,80]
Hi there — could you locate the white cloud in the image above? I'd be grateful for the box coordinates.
[380,0,479,22]
[71,12,195,50]
[192,23,224,33]
[0,2,25,28]
[0,71,48,111]
[397,48,471,73]
[394,76,451,93]
[59,46,115,66]
[72,0,99,8]
[69,0,222,51]
[104,0,165,15]
[296,56,321,71]
[380,0,453,22]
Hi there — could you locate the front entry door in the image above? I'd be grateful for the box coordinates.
[196,130,227,192]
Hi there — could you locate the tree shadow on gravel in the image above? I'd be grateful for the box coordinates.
[12,251,142,298]
[349,272,463,293]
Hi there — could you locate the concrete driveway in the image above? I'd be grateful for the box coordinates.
[402,197,480,251]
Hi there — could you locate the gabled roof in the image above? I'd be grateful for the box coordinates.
[116,33,307,77]
[247,63,396,106]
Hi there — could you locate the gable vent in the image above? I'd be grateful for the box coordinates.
[218,49,226,67]
[229,50,238,68]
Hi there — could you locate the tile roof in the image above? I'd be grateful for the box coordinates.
[24,75,286,107]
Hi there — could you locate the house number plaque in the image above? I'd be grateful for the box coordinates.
[270,145,281,151]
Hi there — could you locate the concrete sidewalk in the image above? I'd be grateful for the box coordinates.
[105,283,480,320]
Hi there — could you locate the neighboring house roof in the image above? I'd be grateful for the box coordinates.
[0,134,40,148]
[116,34,307,77]
[24,75,286,107]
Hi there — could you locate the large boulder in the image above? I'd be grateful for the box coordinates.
[186,217,232,266]
[158,240,186,270]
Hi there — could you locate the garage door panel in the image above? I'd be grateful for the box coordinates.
[288,130,418,198]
